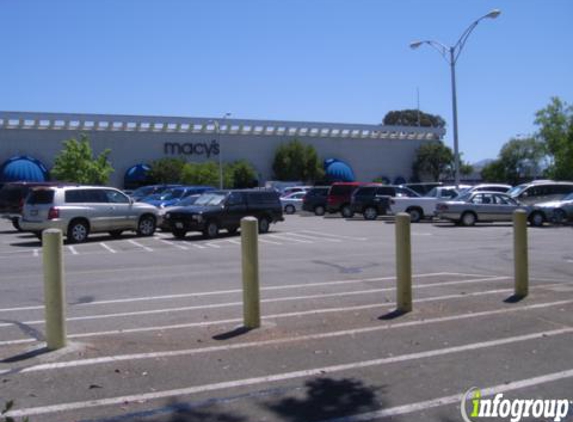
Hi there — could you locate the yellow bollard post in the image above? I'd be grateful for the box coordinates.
[42,229,67,350]
[513,209,529,297]
[395,213,412,312]
[241,217,261,329]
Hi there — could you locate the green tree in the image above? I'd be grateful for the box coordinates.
[534,97,573,180]
[229,160,258,188]
[480,137,546,185]
[51,134,114,185]
[383,109,446,128]
[412,142,453,181]
[272,139,324,182]
[148,158,186,184]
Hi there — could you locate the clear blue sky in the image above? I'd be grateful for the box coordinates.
[1,0,572,164]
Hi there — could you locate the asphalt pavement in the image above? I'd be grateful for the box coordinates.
[0,215,572,422]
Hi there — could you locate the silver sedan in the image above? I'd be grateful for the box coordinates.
[435,191,547,227]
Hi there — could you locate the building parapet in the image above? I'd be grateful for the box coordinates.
[0,111,445,141]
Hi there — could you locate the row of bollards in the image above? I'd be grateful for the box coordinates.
[394,209,530,312]
[41,213,529,350]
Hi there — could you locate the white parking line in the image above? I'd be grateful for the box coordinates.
[15,299,573,374]
[259,238,283,245]
[204,242,221,248]
[6,328,573,419]
[33,249,39,257]
[268,234,312,243]
[318,369,573,422]
[0,273,496,313]
[127,239,153,252]
[0,286,518,330]
[1,295,571,347]
[99,243,117,254]
[300,230,368,241]
[158,239,188,250]
[223,239,241,245]
[286,232,341,242]
[67,246,79,255]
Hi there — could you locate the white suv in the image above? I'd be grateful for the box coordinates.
[21,185,159,243]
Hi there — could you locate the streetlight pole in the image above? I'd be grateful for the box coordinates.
[410,9,501,188]
[212,113,231,189]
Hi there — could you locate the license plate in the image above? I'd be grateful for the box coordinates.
[175,222,183,229]
[31,210,38,216]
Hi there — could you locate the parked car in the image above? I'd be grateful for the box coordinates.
[458,183,512,195]
[435,191,547,227]
[401,182,443,196]
[280,191,306,214]
[326,182,363,218]
[301,186,330,216]
[534,192,573,224]
[158,194,202,230]
[508,180,573,205]
[141,185,214,208]
[164,189,284,239]
[351,184,420,220]
[20,186,159,242]
[389,186,459,222]
[281,186,312,196]
[0,181,68,231]
[130,184,182,202]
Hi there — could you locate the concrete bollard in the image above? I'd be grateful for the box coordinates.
[241,217,261,328]
[42,229,67,350]
[513,209,529,297]
[395,213,412,312]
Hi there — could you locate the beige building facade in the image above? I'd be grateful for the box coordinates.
[0,111,445,187]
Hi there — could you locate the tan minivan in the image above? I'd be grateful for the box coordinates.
[20,185,158,243]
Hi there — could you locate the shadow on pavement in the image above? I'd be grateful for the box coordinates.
[264,377,384,422]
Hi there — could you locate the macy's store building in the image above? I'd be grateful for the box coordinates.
[0,111,444,188]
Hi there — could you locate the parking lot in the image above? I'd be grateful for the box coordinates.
[1,214,572,422]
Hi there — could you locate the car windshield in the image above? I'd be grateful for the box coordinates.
[195,193,226,206]
[562,192,573,201]
[507,184,528,197]
[179,195,200,206]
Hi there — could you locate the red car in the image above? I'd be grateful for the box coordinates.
[326,182,363,218]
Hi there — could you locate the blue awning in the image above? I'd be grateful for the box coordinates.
[0,156,49,183]
[324,159,355,182]
[124,163,152,189]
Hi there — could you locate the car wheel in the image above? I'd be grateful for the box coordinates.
[137,215,156,236]
[11,217,22,232]
[258,217,271,234]
[363,207,378,220]
[67,220,89,243]
[341,205,354,218]
[173,229,187,239]
[460,212,476,227]
[553,209,567,224]
[407,208,423,223]
[285,205,296,215]
[314,205,326,216]
[529,211,545,227]
[109,230,123,238]
[203,221,219,239]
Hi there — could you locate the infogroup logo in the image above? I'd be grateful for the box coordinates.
[461,387,571,422]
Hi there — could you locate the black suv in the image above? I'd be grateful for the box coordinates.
[0,181,65,231]
[301,186,330,216]
[351,185,419,220]
[165,189,284,239]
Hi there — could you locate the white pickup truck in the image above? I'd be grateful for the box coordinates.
[389,186,460,222]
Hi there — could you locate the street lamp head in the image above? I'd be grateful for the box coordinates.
[485,9,501,19]
[410,41,424,49]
